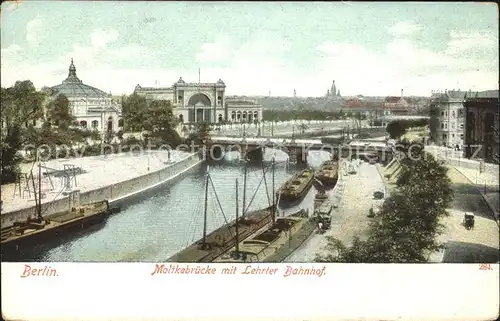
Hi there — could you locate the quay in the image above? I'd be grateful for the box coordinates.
[284,159,387,262]
[1,151,201,228]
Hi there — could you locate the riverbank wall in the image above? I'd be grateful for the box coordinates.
[1,153,202,228]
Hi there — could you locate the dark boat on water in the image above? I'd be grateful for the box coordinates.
[168,159,279,263]
[314,160,339,189]
[1,201,110,259]
[214,209,316,263]
[1,165,110,260]
[276,168,314,208]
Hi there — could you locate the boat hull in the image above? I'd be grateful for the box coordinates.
[277,169,314,208]
[214,209,317,263]
[313,176,338,189]
[1,202,110,261]
[262,217,317,263]
[1,201,110,261]
[167,206,275,263]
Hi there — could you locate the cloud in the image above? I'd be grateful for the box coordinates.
[195,37,233,63]
[105,44,154,61]
[26,16,45,46]
[1,27,156,94]
[445,30,498,56]
[316,28,498,95]
[388,21,423,37]
[90,29,119,48]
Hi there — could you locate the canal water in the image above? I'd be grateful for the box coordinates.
[18,150,332,262]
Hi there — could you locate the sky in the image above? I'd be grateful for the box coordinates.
[1,1,498,97]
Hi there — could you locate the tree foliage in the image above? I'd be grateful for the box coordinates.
[1,81,105,182]
[121,93,148,132]
[386,119,428,139]
[187,121,211,145]
[142,100,181,147]
[263,109,347,122]
[1,81,45,183]
[316,148,453,263]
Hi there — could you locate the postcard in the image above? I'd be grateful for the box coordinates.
[1,1,499,320]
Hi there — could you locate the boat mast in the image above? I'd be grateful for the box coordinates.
[242,157,247,218]
[30,170,38,220]
[272,157,276,223]
[202,166,210,249]
[38,163,42,220]
[235,179,239,255]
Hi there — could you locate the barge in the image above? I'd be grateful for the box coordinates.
[314,160,339,189]
[1,200,110,260]
[168,160,279,263]
[214,209,316,263]
[276,168,314,208]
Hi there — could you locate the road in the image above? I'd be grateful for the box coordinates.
[430,167,499,263]
[284,160,386,262]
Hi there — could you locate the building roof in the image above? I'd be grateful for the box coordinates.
[50,59,110,98]
[226,99,259,105]
[384,96,403,103]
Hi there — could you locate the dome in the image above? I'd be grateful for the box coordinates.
[50,59,109,98]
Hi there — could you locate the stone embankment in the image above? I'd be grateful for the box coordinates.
[1,151,201,228]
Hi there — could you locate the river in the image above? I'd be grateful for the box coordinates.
[17,149,332,262]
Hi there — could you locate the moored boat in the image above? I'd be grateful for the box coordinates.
[168,159,279,263]
[1,200,110,260]
[276,168,314,208]
[314,160,339,189]
[214,209,316,263]
[1,164,111,261]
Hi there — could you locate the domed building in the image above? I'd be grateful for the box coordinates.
[46,59,122,132]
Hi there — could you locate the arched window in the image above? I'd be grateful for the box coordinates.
[248,112,253,123]
[80,120,87,128]
[236,111,242,121]
[91,120,99,129]
[254,111,259,121]
[107,116,113,132]
[242,111,247,120]
[179,114,184,123]
[118,118,124,127]
[218,114,223,123]
[231,111,236,120]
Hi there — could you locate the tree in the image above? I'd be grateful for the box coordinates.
[121,93,148,132]
[46,94,76,131]
[142,100,181,147]
[1,81,45,183]
[386,120,406,139]
[188,121,211,145]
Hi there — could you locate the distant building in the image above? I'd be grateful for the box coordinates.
[383,89,409,116]
[429,90,467,147]
[343,97,362,108]
[134,77,227,123]
[225,98,263,123]
[45,59,122,132]
[463,91,499,163]
[326,80,341,100]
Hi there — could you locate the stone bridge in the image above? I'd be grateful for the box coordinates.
[204,137,393,164]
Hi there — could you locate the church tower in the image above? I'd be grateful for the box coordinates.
[331,80,337,97]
